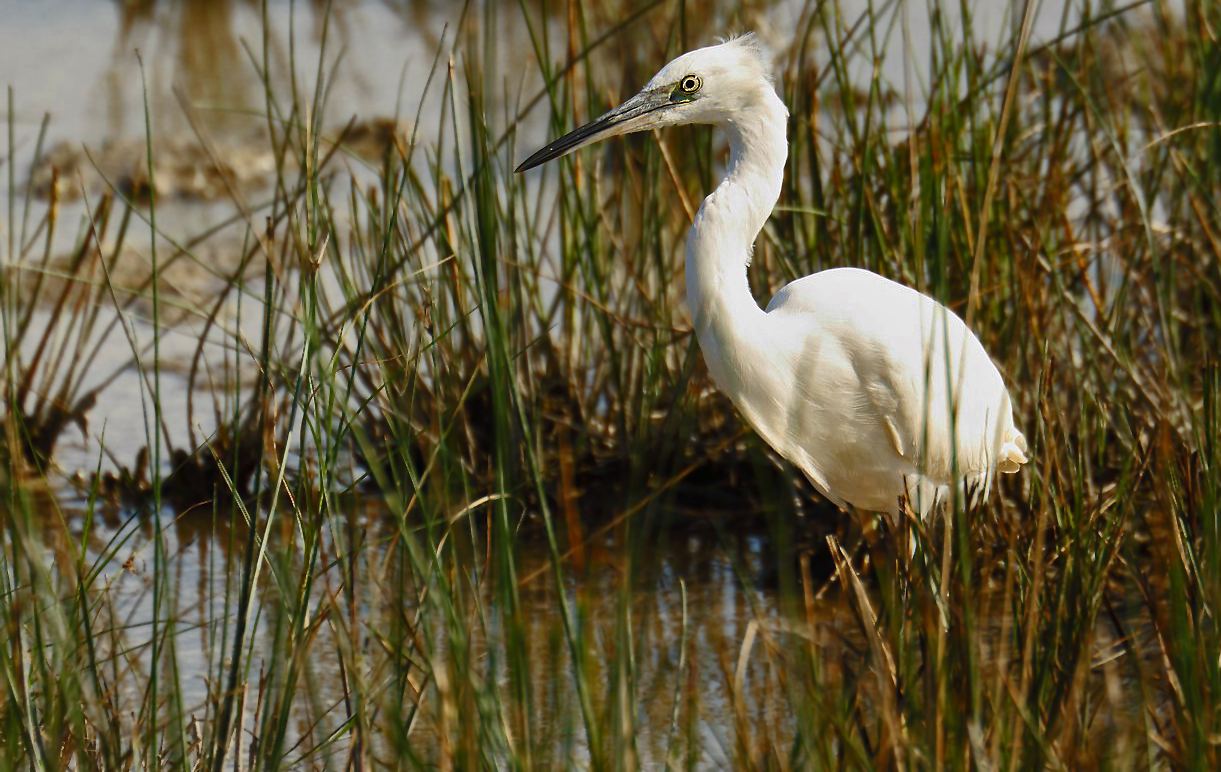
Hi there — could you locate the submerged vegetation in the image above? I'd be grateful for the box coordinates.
[2,0,1220,768]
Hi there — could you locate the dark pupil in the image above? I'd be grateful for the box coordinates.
[683,77,697,91]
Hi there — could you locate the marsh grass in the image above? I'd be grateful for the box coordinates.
[3,0,1221,768]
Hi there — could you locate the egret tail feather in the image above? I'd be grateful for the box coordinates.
[996,430,1029,474]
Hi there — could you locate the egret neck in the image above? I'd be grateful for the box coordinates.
[684,88,788,398]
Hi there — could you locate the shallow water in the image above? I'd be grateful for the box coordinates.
[52,487,871,766]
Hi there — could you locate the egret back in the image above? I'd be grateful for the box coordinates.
[757,268,1027,514]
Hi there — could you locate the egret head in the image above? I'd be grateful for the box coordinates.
[516,34,775,172]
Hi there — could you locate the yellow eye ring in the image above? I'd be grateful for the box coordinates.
[679,75,701,93]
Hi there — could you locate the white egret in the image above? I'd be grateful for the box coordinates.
[517,34,1027,517]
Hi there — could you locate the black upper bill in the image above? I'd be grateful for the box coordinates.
[514,113,620,173]
[514,91,672,173]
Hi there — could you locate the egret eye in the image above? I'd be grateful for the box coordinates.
[679,75,701,93]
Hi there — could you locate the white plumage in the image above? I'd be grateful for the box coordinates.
[518,34,1027,517]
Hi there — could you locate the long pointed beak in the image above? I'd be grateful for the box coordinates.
[515,88,672,173]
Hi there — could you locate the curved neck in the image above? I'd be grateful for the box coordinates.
[685,89,788,348]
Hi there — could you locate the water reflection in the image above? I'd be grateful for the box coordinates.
[60,486,1154,765]
[61,489,859,765]
[106,0,255,139]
